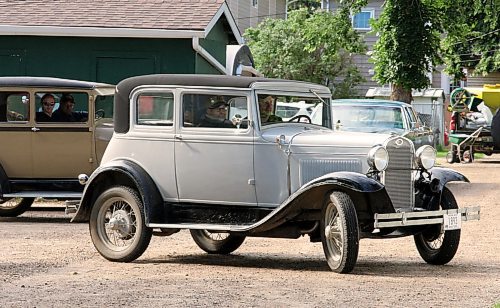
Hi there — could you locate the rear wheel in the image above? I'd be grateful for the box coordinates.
[89,186,152,262]
[190,230,245,254]
[462,150,473,163]
[414,187,461,265]
[320,191,359,273]
[0,197,34,217]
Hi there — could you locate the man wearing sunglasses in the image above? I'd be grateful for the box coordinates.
[197,99,235,128]
[36,93,56,122]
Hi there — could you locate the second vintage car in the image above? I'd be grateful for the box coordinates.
[0,77,115,217]
[73,74,479,273]
[330,99,435,148]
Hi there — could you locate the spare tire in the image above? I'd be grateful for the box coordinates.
[492,109,500,150]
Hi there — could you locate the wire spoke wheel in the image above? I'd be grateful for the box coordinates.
[320,191,359,273]
[190,229,245,254]
[414,187,461,265]
[90,186,152,262]
[0,197,34,217]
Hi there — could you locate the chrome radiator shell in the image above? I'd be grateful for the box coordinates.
[383,137,415,211]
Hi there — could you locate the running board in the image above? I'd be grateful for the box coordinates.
[148,222,253,232]
[2,191,82,199]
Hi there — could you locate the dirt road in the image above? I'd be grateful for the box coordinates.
[1,156,499,307]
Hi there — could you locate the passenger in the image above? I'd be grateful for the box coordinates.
[259,95,282,123]
[197,99,235,128]
[52,94,87,122]
[36,93,56,122]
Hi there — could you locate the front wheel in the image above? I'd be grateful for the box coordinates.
[446,151,457,164]
[190,230,245,254]
[414,187,461,265]
[89,186,152,262]
[0,197,34,217]
[320,191,359,273]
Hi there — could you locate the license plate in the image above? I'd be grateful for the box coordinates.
[443,213,462,230]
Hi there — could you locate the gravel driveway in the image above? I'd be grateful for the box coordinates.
[1,156,499,307]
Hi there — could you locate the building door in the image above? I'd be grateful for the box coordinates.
[95,55,158,84]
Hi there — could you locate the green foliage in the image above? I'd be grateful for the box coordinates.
[441,0,499,78]
[287,0,321,12]
[372,0,498,94]
[371,0,444,92]
[244,5,367,97]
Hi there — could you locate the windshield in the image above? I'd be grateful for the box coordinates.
[331,105,404,132]
[257,94,331,128]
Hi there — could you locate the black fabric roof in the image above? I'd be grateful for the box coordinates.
[0,77,113,89]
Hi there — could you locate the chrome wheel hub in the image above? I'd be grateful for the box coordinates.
[108,209,133,239]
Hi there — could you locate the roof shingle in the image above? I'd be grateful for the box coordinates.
[0,0,225,31]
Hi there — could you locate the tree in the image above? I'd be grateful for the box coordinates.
[441,0,499,79]
[371,0,444,103]
[244,5,367,98]
[287,0,321,12]
[371,0,498,103]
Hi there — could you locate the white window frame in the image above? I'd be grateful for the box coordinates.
[352,9,374,31]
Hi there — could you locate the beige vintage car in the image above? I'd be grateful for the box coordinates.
[0,77,115,217]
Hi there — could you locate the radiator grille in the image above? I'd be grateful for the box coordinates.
[384,138,414,210]
[300,159,362,186]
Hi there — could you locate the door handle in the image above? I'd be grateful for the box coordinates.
[174,135,183,140]
[31,127,40,132]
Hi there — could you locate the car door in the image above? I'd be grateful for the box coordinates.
[0,90,33,177]
[31,91,95,178]
[174,91,257,205]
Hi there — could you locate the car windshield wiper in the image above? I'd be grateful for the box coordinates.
[309,89,328,107]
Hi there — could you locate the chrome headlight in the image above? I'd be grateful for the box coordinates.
[367,146,389,171]
[415,145,436,170]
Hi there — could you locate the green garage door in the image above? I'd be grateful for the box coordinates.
[95,56,158,85]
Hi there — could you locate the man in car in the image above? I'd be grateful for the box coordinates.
[52,94,87,122]
[259,95,282,123]
[197,99,235,128]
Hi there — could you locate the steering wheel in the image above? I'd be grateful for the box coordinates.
[288,114,312,123]
[95,109,106,119]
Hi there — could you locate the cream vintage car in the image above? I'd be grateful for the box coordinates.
[0,77,115,217]
[72,74,479,273]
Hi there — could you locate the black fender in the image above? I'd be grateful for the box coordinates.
[0,163,10,197]
[247,171,394,234]
[414,167,469,211]
[428,167,469,190]
[71,159,163,223]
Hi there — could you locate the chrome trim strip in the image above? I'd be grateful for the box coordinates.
[3,192,82,198]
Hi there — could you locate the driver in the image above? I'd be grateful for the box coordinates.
[259,95,282,124]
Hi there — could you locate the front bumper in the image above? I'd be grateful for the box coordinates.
[374,206,480,229]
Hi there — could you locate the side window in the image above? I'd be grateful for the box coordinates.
[136,92,174,126]
[182,93,247,129]
[352,9,374,30]
[95,95,114,120]
[404,107,418,129]
[0,92,29,122]
[36,92,89,123]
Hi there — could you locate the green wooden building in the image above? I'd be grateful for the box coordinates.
[0,0,242,84]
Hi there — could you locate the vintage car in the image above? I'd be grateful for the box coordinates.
[72,74,479,273]
[329,99,435,148]
[0,77,115,217]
